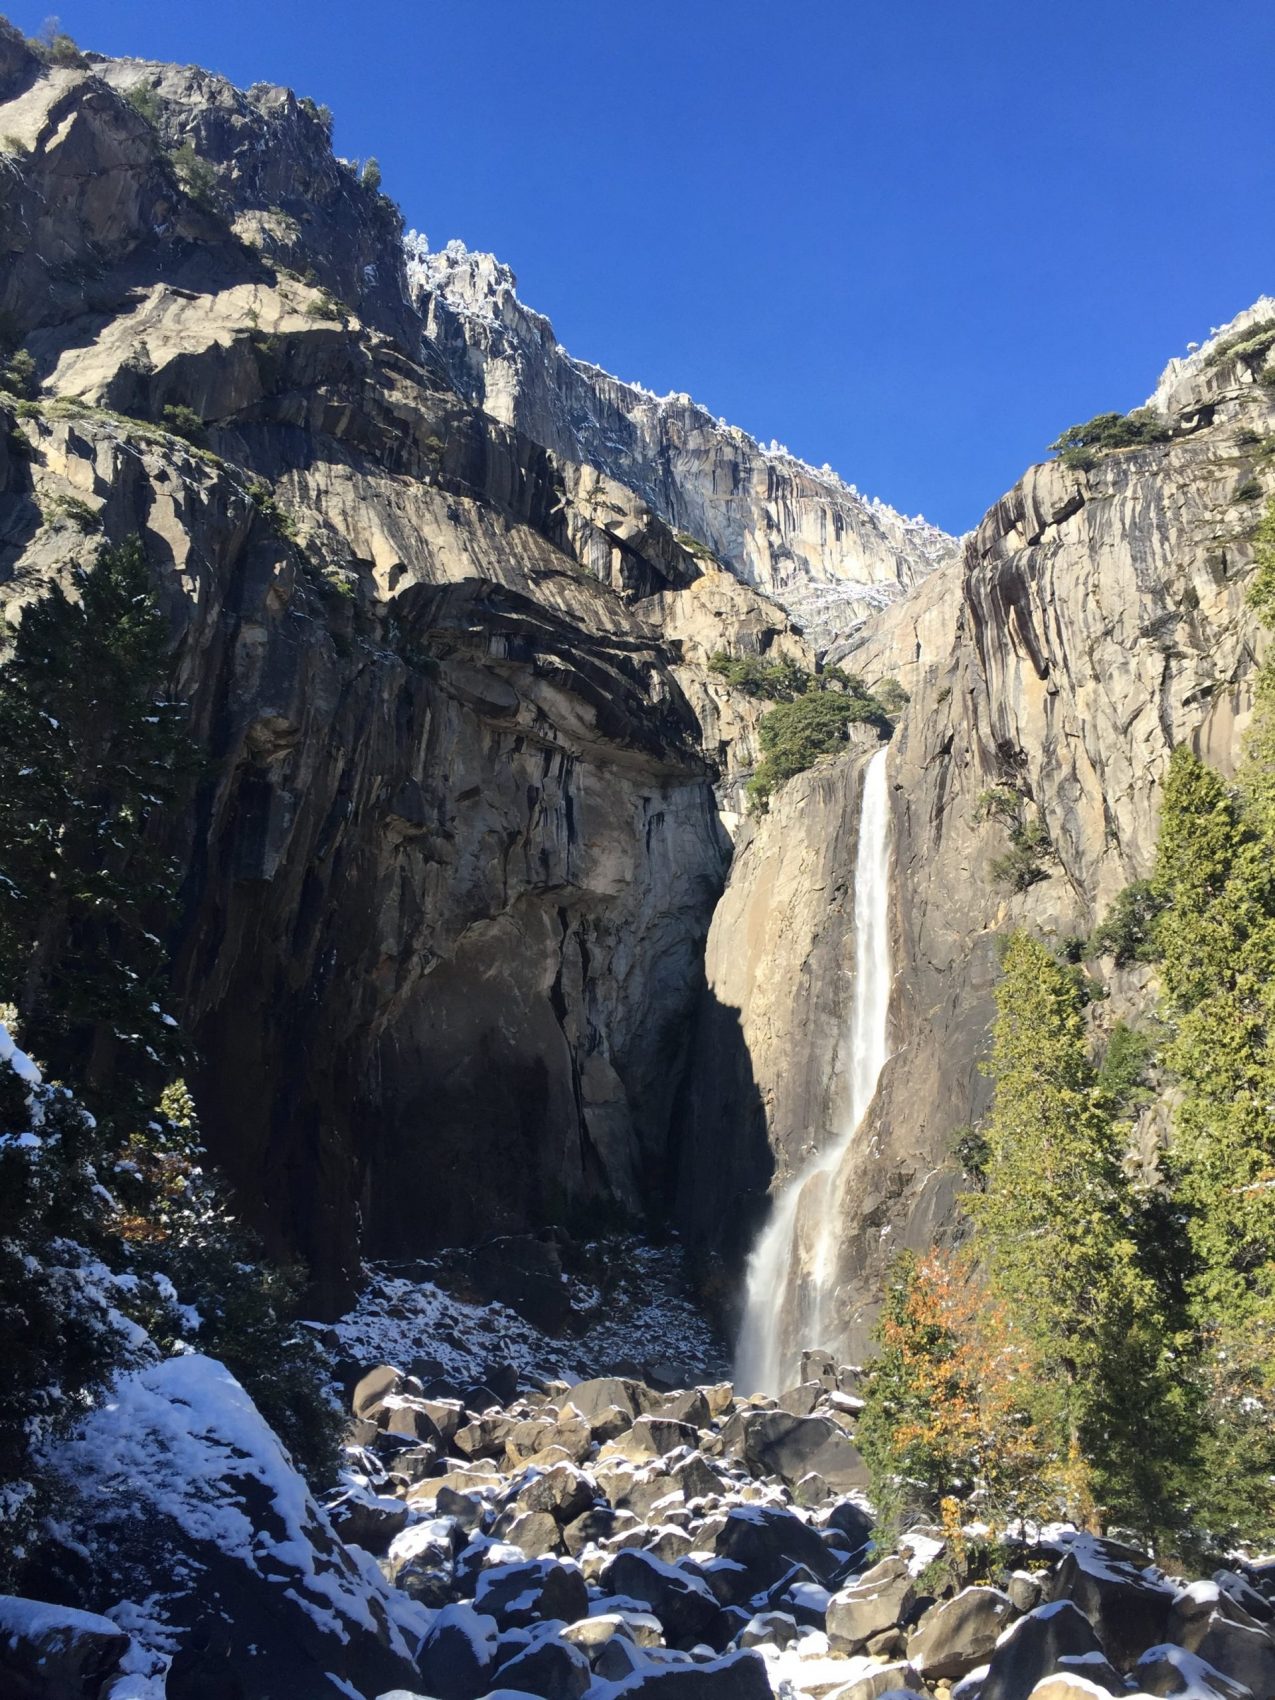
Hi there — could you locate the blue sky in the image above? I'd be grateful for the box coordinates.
[12,1,1274,533]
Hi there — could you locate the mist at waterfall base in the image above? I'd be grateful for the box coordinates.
[734,745,893,1395]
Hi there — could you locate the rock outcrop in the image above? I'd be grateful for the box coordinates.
[411,239,960,648]
[686,303,1275,1360]
[0,26,812,1303]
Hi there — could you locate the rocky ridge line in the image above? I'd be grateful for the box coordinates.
[409,238,961,649]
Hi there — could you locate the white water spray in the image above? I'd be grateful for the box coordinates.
[734,743,893,1393]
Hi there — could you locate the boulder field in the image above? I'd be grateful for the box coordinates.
[5,1348,1255,1700]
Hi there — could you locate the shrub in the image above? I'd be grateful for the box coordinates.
[978,786,1054,890]
[1089,879,1165,965]
[1204,319,1275,372]
[361,156,382,194]
[1050,408,1172,472]
[114,1085,342,1487]
[708,651,810,701]
[1,350,37,400]
[975,785,1021,826]
[874,677,910,716]
[747,685,888,807]
[1236,477,1264,503]
[246,478,299,540]
[304,290,348,324]
[298,97,333,139]
[125,83,162,126]
[43,492,100,532]
[31,19,85,67]
[170,140,220,213]
[161,403,206,443]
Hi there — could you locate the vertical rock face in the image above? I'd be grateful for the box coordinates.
[410,240,960,647]
[684,313,1275,1359]
[0,33,808,1305]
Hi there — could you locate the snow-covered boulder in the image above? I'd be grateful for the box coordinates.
[0,1596,134,1699]
[40,1354,429,1700]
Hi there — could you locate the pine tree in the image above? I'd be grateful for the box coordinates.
[0,538,190,1132]
[970,933,1192,1539]
[1149,519,1275,1541]
[0,542,340,1493]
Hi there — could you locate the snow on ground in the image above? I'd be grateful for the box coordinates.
[331,1235,728,1388]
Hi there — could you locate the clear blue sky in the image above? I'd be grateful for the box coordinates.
[11,1,1274,533]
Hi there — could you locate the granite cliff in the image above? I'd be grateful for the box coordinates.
[1,20,1271,1365]
[412,240,959,649]
[687,310,1275,1361]
[0,26,851,1307]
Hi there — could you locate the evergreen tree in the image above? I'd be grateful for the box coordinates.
[970,933,1192,1539]
[1150,537,1275,1541]
[0,537,190,1132]
[0,1024,149,1584]
[113,1084,342,1486]
[0,542,340,1492]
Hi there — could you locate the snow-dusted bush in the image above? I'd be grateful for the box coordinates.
[0,1026,153,1582]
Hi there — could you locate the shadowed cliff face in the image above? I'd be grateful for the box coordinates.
[0,26,813,1307]
[681,323,1275,1358]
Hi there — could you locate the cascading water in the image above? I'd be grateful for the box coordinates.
[734,743,893,1393]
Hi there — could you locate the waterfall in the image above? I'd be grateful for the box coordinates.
[734,743,893,1394]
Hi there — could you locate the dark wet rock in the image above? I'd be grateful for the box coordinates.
[416,1603,501,1700]
[494,1634,594,1700]
[1052,1542,1174,1670]
[602,1551,731,1652]
[980,1601,1124,1700]
[474,1560,590,1631]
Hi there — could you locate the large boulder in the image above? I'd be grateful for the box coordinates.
[352,1363,403,1417]
[981,1601,1124,1700]
[660,1389,712,1429]
[1134,1643,1256,1700]
[1166,1594,1275,1700]
[562,1378,661,1422]
[827,1661,926,1700]
[512,1463,596,1526]
[416,1603,501,1700]
[36,1355,428,1700]
[714,1505,840,1594]
[1052,1538,1174,1670]
[602,1550,732,1652]
[624,1415,702,1459]
[721,1410,867,1492]
[474,1559,590,1630]
[909,1586,1016,1681]
[494,1634,594,1700]
[579,1649,771,1699]
[0,1597,134,1700]
[827,1556,917,1654]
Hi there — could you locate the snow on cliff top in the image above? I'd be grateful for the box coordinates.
[405,231,953,543]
